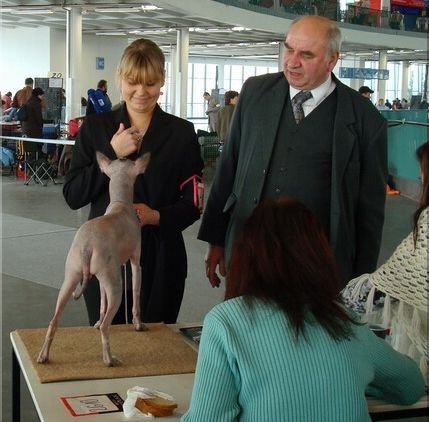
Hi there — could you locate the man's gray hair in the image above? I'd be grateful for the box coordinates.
[289,16,342,55]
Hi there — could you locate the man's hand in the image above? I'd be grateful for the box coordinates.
[205,244,226,288]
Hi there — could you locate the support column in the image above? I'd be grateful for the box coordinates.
[377,50,388,101]
[278,41,284,72]
[170,46,177,116]
[355,57,366,91]
[175,28,189,119]
[401,61,410,101]
[217,64,225,93]
[65,7,82,121]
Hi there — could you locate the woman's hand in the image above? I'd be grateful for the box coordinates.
[133,203,160,226]
[111,123,145,158]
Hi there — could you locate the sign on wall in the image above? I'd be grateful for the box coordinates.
[339,67,390,80]
[96,57,105,70]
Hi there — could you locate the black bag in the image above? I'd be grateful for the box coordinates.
[17,105,28,122]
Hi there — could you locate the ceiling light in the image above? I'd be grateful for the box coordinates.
[130,29,169,34]
[143,29,169,34]
[95,7,141,13]
[232,26,251,31]
[96,32,127,36]
[207,28,232,33]
[141,5,162,11]
[12,9,54,15]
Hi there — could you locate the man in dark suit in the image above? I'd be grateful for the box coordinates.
[198,15,387,287]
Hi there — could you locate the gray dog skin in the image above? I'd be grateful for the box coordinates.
[37,151,150,366]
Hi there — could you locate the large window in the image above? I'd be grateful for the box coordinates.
[385,62,403,102]
[160,58,426,125]
[159,60,278,131]
[360,60,427,103]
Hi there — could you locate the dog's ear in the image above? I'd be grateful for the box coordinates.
[134,152,150,175]
[96,152,111,173]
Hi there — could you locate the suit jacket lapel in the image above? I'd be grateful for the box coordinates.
[332,77,357,185]
[260,76,289,166]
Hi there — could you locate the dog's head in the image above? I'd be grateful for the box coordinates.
[96,152,150,180]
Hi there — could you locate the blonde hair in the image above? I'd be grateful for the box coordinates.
[116,38,165,86]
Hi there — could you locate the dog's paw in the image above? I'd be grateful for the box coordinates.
[105,356,121,367]
[134,322,148,332]
[36,353,49,364]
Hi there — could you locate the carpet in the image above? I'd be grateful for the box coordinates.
[15,323,197,383]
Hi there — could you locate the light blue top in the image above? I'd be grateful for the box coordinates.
[181,297,424,422]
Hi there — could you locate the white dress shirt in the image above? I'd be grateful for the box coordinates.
[289,75,336,118]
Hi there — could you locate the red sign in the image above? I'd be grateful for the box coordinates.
[390,0,424,8]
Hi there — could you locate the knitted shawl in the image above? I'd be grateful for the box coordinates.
[343,207,428,383]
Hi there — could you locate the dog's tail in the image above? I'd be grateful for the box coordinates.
[73,247,91,300]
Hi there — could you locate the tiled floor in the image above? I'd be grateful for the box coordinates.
[1,170,424,421]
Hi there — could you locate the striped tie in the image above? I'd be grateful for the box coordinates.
[292,90,312,124]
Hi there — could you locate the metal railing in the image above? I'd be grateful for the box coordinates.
[215,0,429,33]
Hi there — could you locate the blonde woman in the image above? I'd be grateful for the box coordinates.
[64,39,203,325]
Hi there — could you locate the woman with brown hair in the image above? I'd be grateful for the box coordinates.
[182,198,424,422]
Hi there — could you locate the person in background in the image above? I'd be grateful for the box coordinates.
[86,79,112,116]
[216,90,239,143]
[203,91,219,132]
[392,99,403,110]
[358,85,374,99]
[12,77,34,108]
[20,87,45,157]
[2,91,12,111]
[64,38,203,325]
[6,77,34,121]
[418,99,428,109]
[199,15,387,287]
[342,141,429,384]
[376,98,388,111]
[182,198,425,422]
[400,98,409,109]
[385,99,392,109]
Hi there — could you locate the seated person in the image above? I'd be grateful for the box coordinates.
[182,198,425,422]
[342,141,428,384]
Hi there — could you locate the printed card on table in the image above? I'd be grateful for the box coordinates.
[61,392,123,416]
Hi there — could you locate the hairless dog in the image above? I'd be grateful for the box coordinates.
[37,151,150,366]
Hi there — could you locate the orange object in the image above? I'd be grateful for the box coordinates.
[135,396,178,417]
[386,184,400,195]
[16,160,26,179]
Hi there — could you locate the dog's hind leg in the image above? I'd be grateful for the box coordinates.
[37,269,82,363]
[94,283,107,329]
[97,268,123,366]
